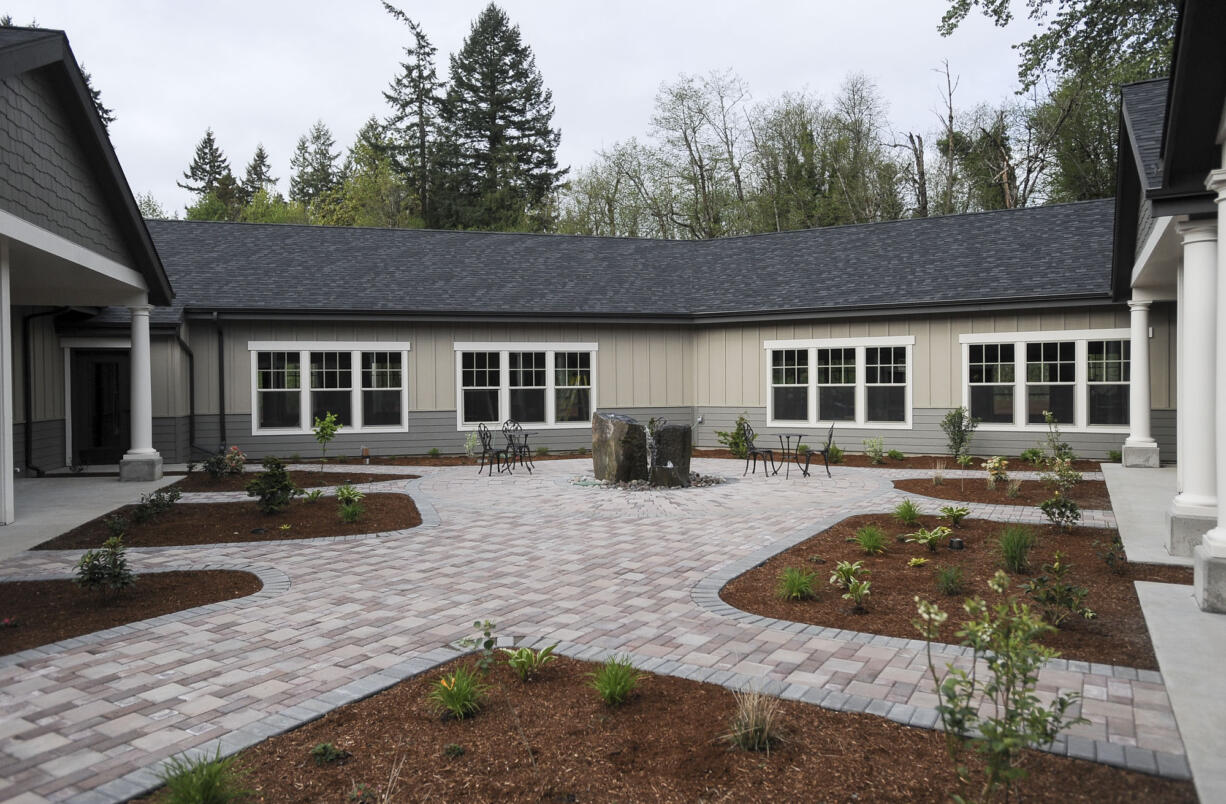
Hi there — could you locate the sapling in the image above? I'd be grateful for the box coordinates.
[313,411,341,468]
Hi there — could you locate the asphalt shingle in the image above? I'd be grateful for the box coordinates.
[1121,79,1169,191]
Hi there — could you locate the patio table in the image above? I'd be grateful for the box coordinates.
[774,432,811,479]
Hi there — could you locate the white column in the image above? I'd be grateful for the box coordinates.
[1172,220,1219,517]
[1124,299,1156,449]
[126,304,156,457]
[1202,169,1226,558]
[0,239,13,524]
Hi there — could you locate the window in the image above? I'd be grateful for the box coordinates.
[770,349,809,422]
[960,328,1131,431]
[764,337,913,428]
[968,343,1015,424]
[1088,340,1130,425]
[1025,342,1074,424]
[248,342,410,433]
[454,342,598,428]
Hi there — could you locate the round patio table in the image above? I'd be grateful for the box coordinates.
[774,432,811,478]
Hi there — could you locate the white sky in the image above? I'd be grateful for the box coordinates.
[8,1,1040,215]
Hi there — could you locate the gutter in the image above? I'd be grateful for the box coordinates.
[214,312,226,448]
[22,307,68,476]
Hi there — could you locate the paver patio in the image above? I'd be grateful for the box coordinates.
[0,459,1187,802]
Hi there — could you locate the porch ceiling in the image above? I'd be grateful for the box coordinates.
[8,237,148,306]
[1131,215,1180,297]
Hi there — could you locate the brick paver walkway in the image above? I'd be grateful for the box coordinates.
[0,459,1186,802]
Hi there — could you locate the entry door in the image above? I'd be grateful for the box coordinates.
[71,350,131,465]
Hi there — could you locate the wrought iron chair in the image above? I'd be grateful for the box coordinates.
[741,422,775,477]
[502,420,534,474]
[798,422,836,478]
[476,423,510,476]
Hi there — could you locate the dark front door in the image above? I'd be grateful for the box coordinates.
[72,350,130,465]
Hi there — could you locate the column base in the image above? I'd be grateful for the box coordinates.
[1122,441,1160,468]
[1194,545,1226,613]
[1169,497,1217,557]
[119,453,163,482]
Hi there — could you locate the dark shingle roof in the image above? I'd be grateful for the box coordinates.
[132,199,1115,325]
[1121,79,1169,191]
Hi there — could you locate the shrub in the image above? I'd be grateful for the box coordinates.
[338,502,364,523]
[826,443,845,464]
[887,448,905,461]
[335,484,365,505]
[1006,479,1023,498]
[443,744,465,758]
[1024,552,1095,627]
[1107,449,1123,463]
[103,513,128,538]
[829,559,868,590]
[1095,533,1128,575]
[310,742,352,766]
[777,567,819,600]
[501,643,558,681]
[428,665,488,720]
[588,655,643,706]
[939,505,970,527]
[1040,494,1081,530]
[1019,447,1044,465]
[912,573,1085,803]
[304,489,324,503]
[906,525,952,553]
[892,498,921,526]
[936,565,965,596]
[203,446,245,479]
[535,446,550,457]
[983,456,1009,483]
[1042,410,1076,462]
[843,579,872,611]
[458,619,499,676]
[463,431,479,458]
[1040,457,1083,495]
[313,411,341,463]
[863,437,885,464]
[941,406,979,459]
[131,487,182,524]
[74,536,134,595]
[245,457,302,514]
[156,748,251,804]
[727,690,781,752]
[715,413,751,459]
[998,526,1036,573]
[426,447,440,458]
[854,525,888,555]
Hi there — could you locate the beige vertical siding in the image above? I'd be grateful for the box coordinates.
[13,311,64,424]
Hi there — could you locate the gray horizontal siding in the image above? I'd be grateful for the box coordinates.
[695,406,1176,462]
[153,417,191,464]
[14,420,66,473]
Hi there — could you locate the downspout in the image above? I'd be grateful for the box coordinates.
[175,325,212,457]
[214,312,227,448]
[22,307,68,477]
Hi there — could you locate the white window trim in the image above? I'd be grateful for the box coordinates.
[453,342,598,430]
[959,329,1130,433]
[763,336,914,429]
[247,341,411,435]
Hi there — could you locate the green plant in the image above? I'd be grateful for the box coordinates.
[304,489,324,503]
[983,456,1009,483]
[1024,552,1096,627]
[348,783,377,803]
[313,411,341,464]
[1094,533,1128,575]
[941,406,979,459]
[458,619,499,676]
[1040,456,1083,494]
[588,655,643,706]
[428,664,488,720]
[1042,410,1075,462]
[245,456,302,514]
[913,573,1086,803]
[1006,479,1023,498]
[103,513,128,538]
[463,431,479,458]
[887,448,905,461]
[998,525,1036,573]
[443,743,465,758]
[892,498,921,526]
[726,690,781,752]
[501,643,558,681]
[715,413,751,458]
[310,742,352,766]
[186,461,197,474]
[863,436,885,464]
[828,559,868,590]
[1107,449,1122,463]
[936,565,965,596]
[428,447,441,458]
[776,567,819,600]
[74,536,134,596]
[156,747,251,804]
[535,446,549,457]
[335,484,365,505]
[854,525,887,555]
[908,557,929,568]
[939,505,970,527]
[826,443,844,464]
[842,579,872,611]
[131,487,183,524]
[203,445,246,479]
[279,523,291,532]
[1020,447,1044,465]
[932,459,946,486]
[906,525,952,553]
[1039,494,1081,530]
[338,502,364,523]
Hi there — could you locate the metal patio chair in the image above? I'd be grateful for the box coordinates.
[742,422,776,477]
[476,423,510,475]
[502,420,534,474]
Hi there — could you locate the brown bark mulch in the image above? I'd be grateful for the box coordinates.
[32,494,422,550]
[693,449,1103,471]
[210,655,1194,804]
[171,470,418,493]
[894,478,1113,509]
[0,571,262,656]
[720,514,1192,670]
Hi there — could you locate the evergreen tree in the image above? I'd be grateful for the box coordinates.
[178,128,231,197]
[1,16,115,131]
[382,3,444,224]
[435,3,566,231]
[239,144,278,206]
[289,121,339,206]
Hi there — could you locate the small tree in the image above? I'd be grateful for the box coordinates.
[941,406,979,459]
[313,411,341,466]
[716,413,751,458]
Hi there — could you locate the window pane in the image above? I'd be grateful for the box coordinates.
[867,386,905,422]
[362,390,401,426]
[555,387,591,422]
[463,389,499,423]
[462,352,499,388]
[1089,385,1129,426]
[311,390,351,426]
[257,351,300,390]
[971,385,1014,423]
[258,392,299,429]
[362,352,402,389]
[773,387,808,421]
[554,352,591,387]
[310,352,352,390]
[1027,386,1074,425]
[510,388,546,423]
[819,386,855,421]
[510,352,546,387]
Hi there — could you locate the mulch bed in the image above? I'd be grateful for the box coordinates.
[171,470,417,493]
[32,494,422,550]
[0,571,262,656]
[894,478,1113,509]
[694,449,1103,471]
[720,514,1192,669]
[212,655,1194,803]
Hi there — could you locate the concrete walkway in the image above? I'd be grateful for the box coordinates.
[0,460,1191,802]
[1101,464,1189,566]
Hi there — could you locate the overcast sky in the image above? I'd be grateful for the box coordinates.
[10,1,1040,215]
